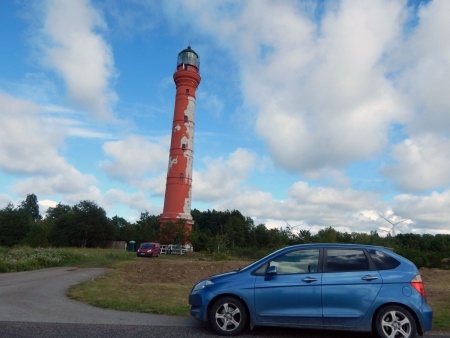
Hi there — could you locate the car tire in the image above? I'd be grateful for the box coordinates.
[375,305,416,338]
[210,296,247,336]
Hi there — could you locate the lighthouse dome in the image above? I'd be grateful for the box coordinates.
[177,46,200,69]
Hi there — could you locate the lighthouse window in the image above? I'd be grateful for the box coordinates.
[184,115,188,122]
[182,143,186,150]
[186,89,190,94]
[179,173,184,181]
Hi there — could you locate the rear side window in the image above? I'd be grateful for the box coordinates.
[325,249,369,272]
[368,249,400,270]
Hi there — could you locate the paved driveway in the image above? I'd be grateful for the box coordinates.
[0,267,199,326]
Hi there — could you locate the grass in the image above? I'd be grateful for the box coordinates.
[421,268,450,331]
[0,246,135,272]
[432,302,450,331]
[1,247,449,332]
[68,276,191,316]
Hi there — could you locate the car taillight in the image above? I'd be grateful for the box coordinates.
[411,274,427,300]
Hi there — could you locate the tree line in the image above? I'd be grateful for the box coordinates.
[0,194,449,269]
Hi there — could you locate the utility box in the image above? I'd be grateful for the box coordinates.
[127,241,136,252]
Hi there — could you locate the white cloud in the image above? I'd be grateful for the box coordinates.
[0,93,63,174]
[396,0,450,135]
[13,170,97,197]
[0,193,13,208]
[0,93,100,199]
[381,1,450,193]
[41,0,118,119]
[392,190,450,234]
[246,1,404,176]
[104,188,159,219]
[382,134,450,192]
[215,180,450,235]
[193,148,257,201]
[41,105,112,139]
[101,135,169,182]
[38,199,58,216]
[214,181,383,233]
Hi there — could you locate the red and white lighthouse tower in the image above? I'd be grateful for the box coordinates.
[160,46,201,233]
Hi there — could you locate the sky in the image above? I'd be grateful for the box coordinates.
[1,0,449,236]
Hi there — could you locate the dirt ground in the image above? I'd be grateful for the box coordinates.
[121,256,249,284]
[122,255,449,305]
[420,267,450,304]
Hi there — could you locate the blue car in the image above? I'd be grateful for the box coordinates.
[189,244,432,337]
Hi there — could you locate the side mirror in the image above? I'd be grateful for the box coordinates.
[266,265,277,275]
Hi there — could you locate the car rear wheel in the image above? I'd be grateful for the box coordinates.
[210,297,247,336]
[375,305,416,338]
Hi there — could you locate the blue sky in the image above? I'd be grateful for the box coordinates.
[1,0,449,235]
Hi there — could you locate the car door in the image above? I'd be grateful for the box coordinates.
[321,248,382,328]
[254,248,322,326]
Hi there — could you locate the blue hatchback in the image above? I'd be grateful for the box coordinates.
[189,244,432,337]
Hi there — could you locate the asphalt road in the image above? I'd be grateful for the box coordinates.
[0,267,448,338]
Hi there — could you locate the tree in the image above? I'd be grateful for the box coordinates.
[297,229,313,244]
[315,227,338,243]
[71,200,114,247]
[134,211,159,244]
[23,218,53,247]
[110,215,132,240]
[48,203,74,246]
[254,224,271,247]
[160,219,190,245]
[189,224,213,251]
[0,203,32,246]
[48,201,113,247]
[20,193,42,222]
[47,203,71,220]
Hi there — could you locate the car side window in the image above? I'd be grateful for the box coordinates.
[325,249,369,272]
[259,249,320,275]
[368,249,400,270]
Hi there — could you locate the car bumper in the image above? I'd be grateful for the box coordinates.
[419,302,433,332]
[137,252,152,256]
[189,290,215,322]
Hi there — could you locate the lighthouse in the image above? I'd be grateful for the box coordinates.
[160,46,201,234]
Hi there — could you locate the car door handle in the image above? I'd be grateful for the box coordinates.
[361,275,378,281]
[302,277,317,283]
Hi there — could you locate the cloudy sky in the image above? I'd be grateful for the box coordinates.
[1,0,449,235]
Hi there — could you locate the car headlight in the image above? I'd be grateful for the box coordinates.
[192,280,214,292]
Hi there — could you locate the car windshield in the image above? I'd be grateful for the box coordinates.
[141,243,154,249]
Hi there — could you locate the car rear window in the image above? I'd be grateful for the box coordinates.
[368,249,400,270]
[325,249,369,272]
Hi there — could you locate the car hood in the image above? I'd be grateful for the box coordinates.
[198,269,240,283]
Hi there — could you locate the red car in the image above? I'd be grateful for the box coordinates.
[136,242,161,257]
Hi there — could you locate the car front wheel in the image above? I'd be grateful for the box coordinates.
[375,305,417,338]
[210,297,247,336]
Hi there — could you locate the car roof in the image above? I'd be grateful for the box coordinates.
[284,243,391,250]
